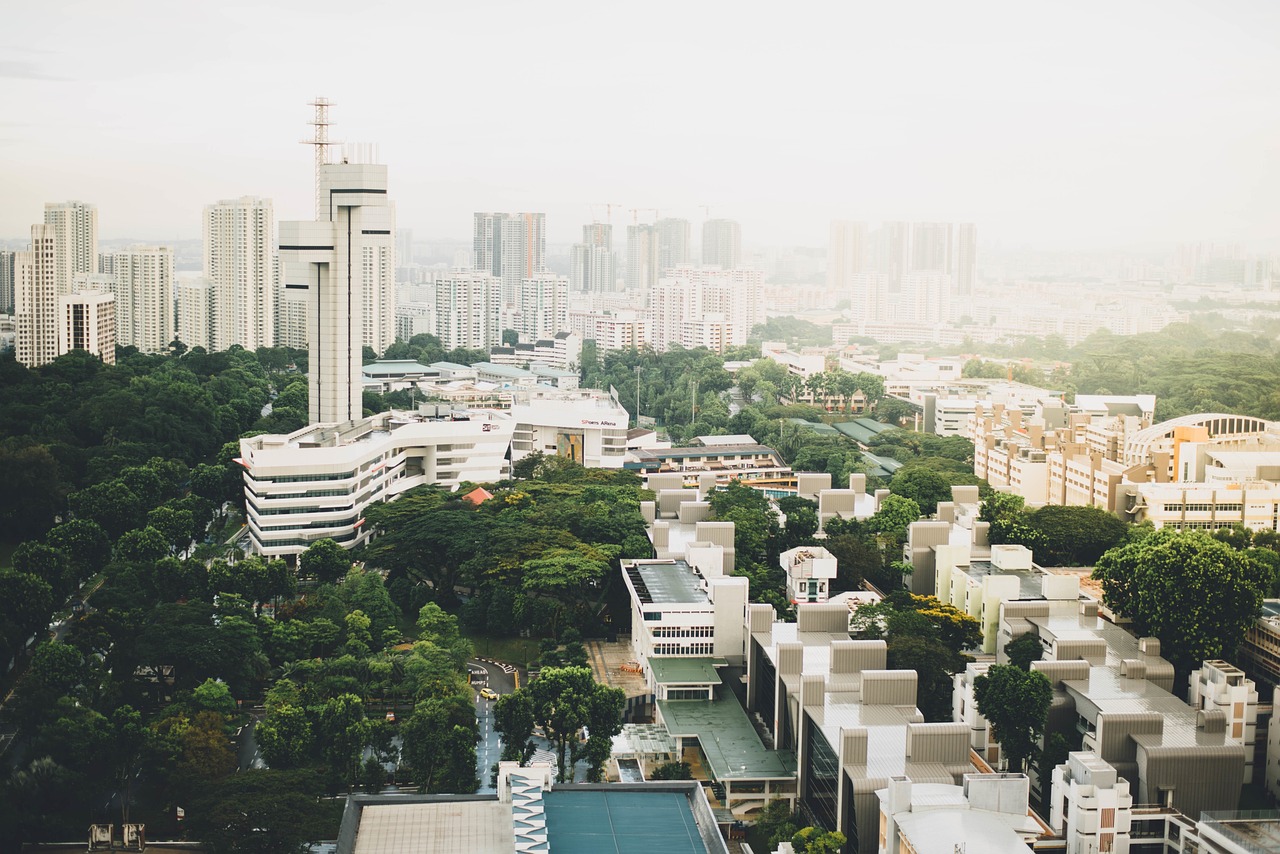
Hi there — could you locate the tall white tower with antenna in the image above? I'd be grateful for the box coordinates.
[281,99,394,425]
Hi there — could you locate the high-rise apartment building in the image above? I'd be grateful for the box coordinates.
[0,251,15,314]
[701,219,741,270]
[43,201,98,296]
[571,223,615,293]
[655,217,691,274]
[909,222,953,274]
[826,220,869,292]
[14,225,59,367]
[473,212,547,306]
[100,247,173,353]
[176,279,213,351]
[649,267,762,353]
[515,273,569,342]
[626,224,659,291]
[280,160,395,425]
[57,290,115,364]
[434,271,502,351]
[205,196,275,351]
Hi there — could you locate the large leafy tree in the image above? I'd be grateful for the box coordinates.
[298,538,351,584]
[400,693,478,793]
[973,664,1051,774]
[1092,529,1271,678]
[186,770,335,854]
[501,666,625,783]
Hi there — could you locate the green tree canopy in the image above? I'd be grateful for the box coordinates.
[973,664,1051,774]
[1092,529,1271,678]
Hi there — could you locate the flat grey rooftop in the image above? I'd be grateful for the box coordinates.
[1063,667,1227,749]
[962,560,1044,599]
[351,801,514,854]
[1200,811,1280,854]
[544,790,708,854]
[632,561,709,605]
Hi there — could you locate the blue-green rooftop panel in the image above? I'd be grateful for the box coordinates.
[543,790,706,854]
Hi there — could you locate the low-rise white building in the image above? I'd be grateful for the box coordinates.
[509,388,629,469]
[239,407,514,558]
[58,290,115,364]
[780,546,837,605]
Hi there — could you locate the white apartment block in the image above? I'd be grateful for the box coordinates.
[1049,752,1134,854]
[514,273,569,341]
[826,220,869,292]
[239,407,514,558]
[205,196,275,351]
[57,290,115,365]
[99,247,173,353]
[176,278,213,351]
[280,163,395,425]
[14,224,58,367]
[509,388,629,469]
[1129,481,1280,533]
[433,271,501,352]
[43,201,98,297]
[649,267,762,353]
[1188,660,1260,783]
[568,308,647,352]
[276,283,309,350]
[394,301,434,343]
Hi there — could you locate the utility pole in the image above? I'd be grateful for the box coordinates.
[634,365,641,427]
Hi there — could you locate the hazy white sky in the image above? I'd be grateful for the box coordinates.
[3,0,1278,250]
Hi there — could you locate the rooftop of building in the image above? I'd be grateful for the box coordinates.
[628,443,783,463]
[473,362,535,379]
[650,656,726,685]
[885,783,1041,854]
[1062,667,1234,750]
[361,360,438,377]
[626,560,709,605]
[959,559,1045,599]
[1199,810,1280,854]
[657,687,798,781]
[337,784,726,854]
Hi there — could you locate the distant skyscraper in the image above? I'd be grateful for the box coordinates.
[473,212,547,305]
[910,222,953,274]
[571,223,615,293]
[43,201,98,296]
[57,290,115,364]
[14,224,58,367]
[874,221,911,292]
[280,160,395,425]
[0,251,14,314]
[955,223,977,296]
[205,196,275,352]
[396,228,414,266]
[826,221,869,292]
[100,247,174,353]
[701,219,741,270]
[434,271,502,351]
[655,217,691,274]
[626,224,659,291]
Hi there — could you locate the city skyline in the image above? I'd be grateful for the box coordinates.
[2,1,1280,252]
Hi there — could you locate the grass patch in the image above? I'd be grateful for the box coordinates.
[463,633,542,668]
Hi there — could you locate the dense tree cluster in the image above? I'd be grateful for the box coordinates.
[983,493,1132,566]
[360,459,651,640]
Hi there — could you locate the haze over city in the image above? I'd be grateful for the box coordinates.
[4,0,1280,250]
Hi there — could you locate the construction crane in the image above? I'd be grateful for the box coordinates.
[589,203,624,224]
[629,208,661,225]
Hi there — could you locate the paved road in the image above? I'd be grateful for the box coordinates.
[237,712,265,771]
[469,658,520,792]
